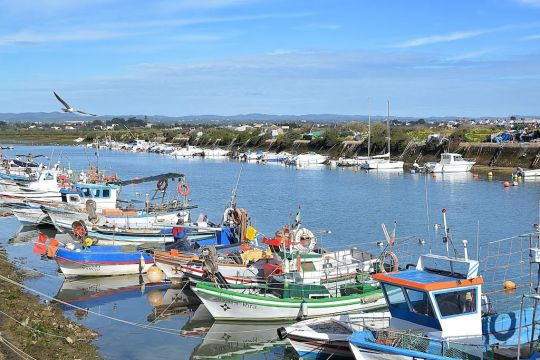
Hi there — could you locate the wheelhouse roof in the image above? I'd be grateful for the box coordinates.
[372,270,483,292]
[72,183,120,190]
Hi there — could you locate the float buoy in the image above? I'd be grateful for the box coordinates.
[503,181,510,188]
[146,266,164,283]
[487,171,493,177]
[473,173,479,179]
[503,280,517,290]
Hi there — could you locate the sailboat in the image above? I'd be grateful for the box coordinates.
[361,100,404,170]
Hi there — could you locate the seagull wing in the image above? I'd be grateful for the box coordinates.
[76,110,97,116]
[53,91,71,109]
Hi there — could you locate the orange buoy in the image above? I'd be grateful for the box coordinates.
[47,239,59,258]
[503,280,517,290]
[146,266,164,283]
[473,173,479,179]
[503,181,510,188]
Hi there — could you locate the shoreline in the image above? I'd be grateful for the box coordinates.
[0,246,102,360]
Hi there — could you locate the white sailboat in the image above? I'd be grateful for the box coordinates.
[361,100,404,170]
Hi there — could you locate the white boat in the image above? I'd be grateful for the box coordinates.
[279,312,390,359]
[203,148,230,157]
[171,145,205,158]
[291,152,328,166]
[0,170,64,203]
[425,153,475,173]
[361,101,404,170]
[261,152,291,163]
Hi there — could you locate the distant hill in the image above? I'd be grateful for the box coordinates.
[0,111,523,123]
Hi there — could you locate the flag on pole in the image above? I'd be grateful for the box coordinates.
[295,206,301,225]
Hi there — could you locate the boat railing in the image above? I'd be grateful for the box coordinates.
[367,328,487,359]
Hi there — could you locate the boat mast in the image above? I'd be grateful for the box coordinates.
[367,98,371,158]
[386,100,391,158]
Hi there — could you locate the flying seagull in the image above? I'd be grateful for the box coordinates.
[53,91,97,116]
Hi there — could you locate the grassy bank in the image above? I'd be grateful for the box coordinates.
[0,247,102,360]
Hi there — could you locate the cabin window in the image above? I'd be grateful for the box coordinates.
[93,189,100,197]
[102,189,110,198]
[301,262,316,272]
[405,288,435,317]
[434,288,477,317]
[382,284,409,310]
[69,195,78,202]
[454,155,464,161]
[81,188,91,197]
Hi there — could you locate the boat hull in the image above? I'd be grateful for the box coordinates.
[192,285,386,321]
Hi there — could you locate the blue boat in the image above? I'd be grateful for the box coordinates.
[55,245,155,277]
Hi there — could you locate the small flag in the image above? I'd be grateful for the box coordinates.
[245,226,257,241]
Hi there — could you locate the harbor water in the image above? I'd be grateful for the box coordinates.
[0,145,539,360]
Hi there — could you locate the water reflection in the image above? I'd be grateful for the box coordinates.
[147,285,201,323]
[56,275,170,312]
[190,321,291,360]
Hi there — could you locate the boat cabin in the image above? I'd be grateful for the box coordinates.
[60,183,119,209]
[440,153,466,164]
[373,253,483,340]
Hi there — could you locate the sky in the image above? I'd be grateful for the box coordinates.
[1,0,540,117]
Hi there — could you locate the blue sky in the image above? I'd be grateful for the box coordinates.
[1,0,540,117]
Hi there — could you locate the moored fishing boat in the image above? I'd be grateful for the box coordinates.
[54,244,155,277]
[192,280,386,322]
[347,210,540,360]
[278,312,390,359]
[425,153,475,173]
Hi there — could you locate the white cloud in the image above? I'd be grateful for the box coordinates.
[444,49,494,62]
[395,30,487,48]
[522,34,540,40]
[515,0,540,7]
[0,29,126,46]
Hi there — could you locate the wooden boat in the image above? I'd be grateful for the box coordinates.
[54,244,155,277]
[278,312,390,359]
[192,281,386,322]
[348,210,540,360]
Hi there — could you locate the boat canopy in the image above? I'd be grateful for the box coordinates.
[109,172,184,186]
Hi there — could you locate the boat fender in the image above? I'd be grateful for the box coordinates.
[300,300,308,318]
[177,183,190,196]
[47,238,59,258]
[157,179,168,191]
[276,327,288,340]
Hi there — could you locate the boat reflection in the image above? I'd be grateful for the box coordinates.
[429,172,472,183]
[146,284,202,323]
[187,320,292,360]
[55,274,170,315]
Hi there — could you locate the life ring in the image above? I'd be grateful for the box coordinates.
[293,228,316,252]
[232,208,243,224]
[157,179,168,191]
[177,183,190,196]
[379,251,399,273]
[72,221,88,239]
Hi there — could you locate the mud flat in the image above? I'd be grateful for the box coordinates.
[0,248,102,360]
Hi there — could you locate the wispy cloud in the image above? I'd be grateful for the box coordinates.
[444,48,494,62]
[394,22,540,48]
[522,34,540,40]
[514,0,540,7]
[296,23,341,31]
[395,30,487,48]
[0,29,126,46]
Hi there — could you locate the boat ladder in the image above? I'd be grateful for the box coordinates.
[531,149,540,168]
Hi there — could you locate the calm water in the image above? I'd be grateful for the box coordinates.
[0,145,539,359]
